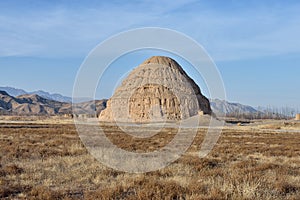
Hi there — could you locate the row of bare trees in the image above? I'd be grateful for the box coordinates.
[225,106,299,120]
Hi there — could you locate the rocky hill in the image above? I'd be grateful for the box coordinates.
[0,86,72,102]
[0,91,69,115]
[0,90,106,116]
[72,100,107,116]
[210,99,258,116]
[0,86,260,117]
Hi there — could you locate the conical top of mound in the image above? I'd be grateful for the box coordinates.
[142,56,187,75]
[99,56,212,122]
[142,56,179,65]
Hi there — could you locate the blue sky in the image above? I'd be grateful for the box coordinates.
[0,0,300,108]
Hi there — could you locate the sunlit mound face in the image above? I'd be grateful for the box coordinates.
[129,84,181,122]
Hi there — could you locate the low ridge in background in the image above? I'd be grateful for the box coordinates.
[0,86,72,103]
[0,90,106,116]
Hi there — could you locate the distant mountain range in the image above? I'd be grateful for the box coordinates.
[0,90,69,115]
[0,86,259,116]
[0,90,106,116]
[210,99,258,116]
[0,86,72,102]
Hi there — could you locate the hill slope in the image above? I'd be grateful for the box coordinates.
[0,91,69,115]
[0,87,259,117]
[210,99,258,116]
[0,90,107,115]
[0,86,72,102]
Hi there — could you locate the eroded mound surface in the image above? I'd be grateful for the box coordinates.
[129,84,181,122]
[99,56,211,122]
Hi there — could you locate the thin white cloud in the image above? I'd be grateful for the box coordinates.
[0,1,299,61]
[0,1,195,57]
[165,2,300,61]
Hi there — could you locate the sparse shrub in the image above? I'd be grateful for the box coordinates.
[29,186,61,200]
[3,164,23,175]
[275,180,298,195]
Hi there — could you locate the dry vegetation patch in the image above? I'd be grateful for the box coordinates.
[0,122,299,199]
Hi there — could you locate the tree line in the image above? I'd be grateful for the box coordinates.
[225,106,299,120]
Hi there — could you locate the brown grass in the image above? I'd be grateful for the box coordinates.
[0,122,299,199]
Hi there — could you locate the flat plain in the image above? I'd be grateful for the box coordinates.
[0,118,300,199]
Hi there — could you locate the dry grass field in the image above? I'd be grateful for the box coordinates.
[0,120,300,199]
